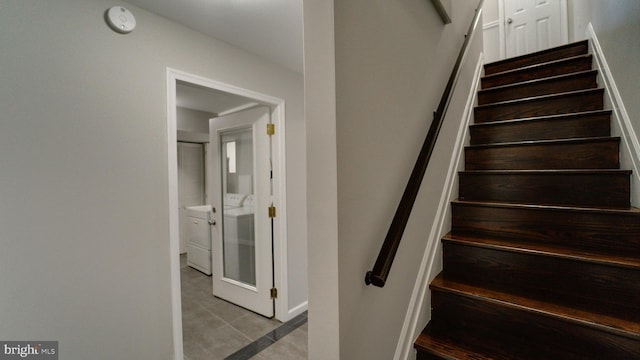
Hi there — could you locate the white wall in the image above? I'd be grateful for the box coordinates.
[304,0,480,358]
[0,1,306,359]
[177,107,213,134]
[567,0,592,42]
[483,0,499,22]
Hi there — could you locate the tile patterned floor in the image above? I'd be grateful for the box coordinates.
[180,254,307,360]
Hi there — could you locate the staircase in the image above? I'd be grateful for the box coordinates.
[414,40,640,359]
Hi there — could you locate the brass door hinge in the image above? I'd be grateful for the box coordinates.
[268,205,276,218]
[270,287,278,299]
[267,123,275,136]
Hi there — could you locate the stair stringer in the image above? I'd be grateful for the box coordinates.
[587,23,640,206]
[394,51,485,360]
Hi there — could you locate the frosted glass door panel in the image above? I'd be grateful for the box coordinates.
[221,128,256,286]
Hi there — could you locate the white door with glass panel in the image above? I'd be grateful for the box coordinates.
[209,106,274,317]
[505,0,567,58]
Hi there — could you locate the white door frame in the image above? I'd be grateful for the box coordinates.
[166,68,288,359]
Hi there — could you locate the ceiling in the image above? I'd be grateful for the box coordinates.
[125,0,302,116]
[125,0,303,74]
[176,81,258,115]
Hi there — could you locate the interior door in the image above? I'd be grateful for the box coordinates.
[209,106,274,318]
[505,0,567,58]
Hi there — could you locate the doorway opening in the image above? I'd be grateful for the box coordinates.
[166,68,288,359]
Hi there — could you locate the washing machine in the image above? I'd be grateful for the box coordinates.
[185,205,214,275]
[224,193,246,210]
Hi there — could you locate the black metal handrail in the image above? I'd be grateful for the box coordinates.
[365,0,484,287]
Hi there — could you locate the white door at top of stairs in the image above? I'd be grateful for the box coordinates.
[504,0,568,58]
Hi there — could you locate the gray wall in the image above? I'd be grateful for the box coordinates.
[569,0,640,204]
[0,1,306,358]
[304,0,480,358]
[585,0,640,154]
[303,0,341,358]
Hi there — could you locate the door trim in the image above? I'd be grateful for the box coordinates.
[166,68,289,359]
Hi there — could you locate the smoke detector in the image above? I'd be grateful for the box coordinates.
[105,6,136,34]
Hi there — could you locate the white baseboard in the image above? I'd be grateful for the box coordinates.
[287,301,308,321]
[586,23,640,206]
[393,51,484,360]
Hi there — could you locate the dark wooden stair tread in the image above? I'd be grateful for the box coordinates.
[466,135,619,150]
[470,110,612,145]
[471,109,612,129]
[458,169,631,208]
[453,198,640,215]
[474,88,605,123]
[443,232,639,271]
[484,40,589,76]
[481,54,593,89]
[461,169,631,175]
[430,274,640,339]
[451,199,640,260]
[477,69,598,105]
[474,88,604,113]
[415,323,508,360]
[465,136,620,170]
[480,69,597,92]
[415,323,591,360]
[416,298,638,360]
